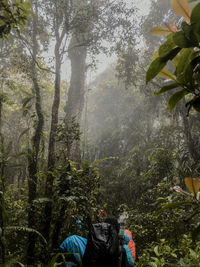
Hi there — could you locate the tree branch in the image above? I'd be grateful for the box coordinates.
[19,34,56,74]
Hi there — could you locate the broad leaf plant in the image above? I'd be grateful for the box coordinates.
[160,177,200,240]
[146,0,200,114]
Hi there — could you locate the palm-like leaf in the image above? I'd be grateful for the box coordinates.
[5,226,47,244]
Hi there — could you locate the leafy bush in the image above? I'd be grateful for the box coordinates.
[136,234,200,267]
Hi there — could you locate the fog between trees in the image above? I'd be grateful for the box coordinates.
[1,0,200,266]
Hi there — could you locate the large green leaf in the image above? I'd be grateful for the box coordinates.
[154,82,179,96]
[168,89,188,111]
[146,57,166,84]
[173,31,196,47]
[175,48,193,83]
[191,3,200,23]
[158,34,176,57]
[190,3,200,42]
[158,68,176,81]
[185,63,194,86]
[172,53,181,67]
[161,47,182,61]
[146,47,181,83]
[181,21,198,46]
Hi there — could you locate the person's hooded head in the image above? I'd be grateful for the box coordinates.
[104,216,120,233]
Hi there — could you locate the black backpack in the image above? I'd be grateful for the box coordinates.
[82,222,120,267]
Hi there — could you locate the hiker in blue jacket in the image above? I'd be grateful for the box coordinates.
[60,235,87,267]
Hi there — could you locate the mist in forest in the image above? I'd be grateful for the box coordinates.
[1,0,200,266]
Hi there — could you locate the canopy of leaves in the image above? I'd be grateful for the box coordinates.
[0,0,32,38]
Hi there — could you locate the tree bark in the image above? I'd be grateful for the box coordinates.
[27,6,44,263]
[65,34,87,162]
[42,23,65,243]
[50,33,87,248]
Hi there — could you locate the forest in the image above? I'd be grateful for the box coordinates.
[1,0,200,266]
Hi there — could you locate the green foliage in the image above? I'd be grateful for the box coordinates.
[116,47,138,88]
[137,238,178,267]
[168,89,188,111]
[157,190,200,241]
[56,119,81,160]
[134,175,200,265]
[137,235,200,267]
[0,0,32,38]
[130,177,200,266]
[5,226,47,245]
[146,0,200,113]
[157,200,193,214]
[1,0,200,266]
[146,47,181,84]
[154,82,179,96]
[47,252,81,267]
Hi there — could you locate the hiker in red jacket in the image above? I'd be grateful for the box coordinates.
[124,229,136,266]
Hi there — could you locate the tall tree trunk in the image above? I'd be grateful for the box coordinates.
[27,7,44,263]
[44,0,87,249]
[65,34,87,162]
[50,34,87,249]
[42,25,65,244]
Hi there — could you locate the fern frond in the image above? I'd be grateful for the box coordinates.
[2,256,26,267]
[47,252,81,267]
[47,252,66,267]
[5,226,47,244]
[13,261,26,267]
